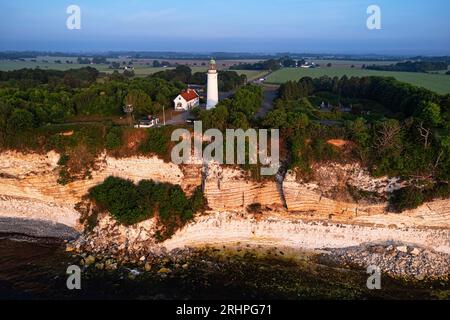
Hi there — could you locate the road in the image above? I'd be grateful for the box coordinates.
[255,84,279,118]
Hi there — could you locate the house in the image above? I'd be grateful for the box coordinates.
[174,89,200,111]
[300,61,316,68]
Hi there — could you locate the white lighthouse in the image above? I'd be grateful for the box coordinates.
[206,58,219,110]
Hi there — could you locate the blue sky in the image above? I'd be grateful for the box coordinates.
[0,0,449,54]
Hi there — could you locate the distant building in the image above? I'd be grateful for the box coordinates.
[300,61,316,68]
[174,89,200,111]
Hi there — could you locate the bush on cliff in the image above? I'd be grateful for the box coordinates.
[390,186,425,212]
[139,127,172,160]
[89,176,150,225]
[89,177,206,239]
[390,182,450,212]
[105,126,123,150]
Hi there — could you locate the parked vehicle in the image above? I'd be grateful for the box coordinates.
[134,116,160,128]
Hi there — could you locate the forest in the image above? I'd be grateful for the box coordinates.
[269,75,450,210]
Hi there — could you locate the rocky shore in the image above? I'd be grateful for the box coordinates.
[66,211,449,282]
[322,244,449,281]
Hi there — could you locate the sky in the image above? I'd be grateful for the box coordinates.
[0,0,449,55]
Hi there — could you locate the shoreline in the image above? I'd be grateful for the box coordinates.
[0,217,79,240]
[69,211,450,282]
[0,213,448,282]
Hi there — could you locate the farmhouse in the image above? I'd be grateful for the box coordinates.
[174,89,200,111]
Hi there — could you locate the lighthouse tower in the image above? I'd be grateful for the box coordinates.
[206,58,219,110]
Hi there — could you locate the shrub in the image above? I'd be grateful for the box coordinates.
[139,127,170,158]
[390,186,424,212]
[57,154,70,166]
[247,203,262,213]
[190,186,207,214]
[89,177,205,239]
[431,183,450,199]
[105,126,123,150]
[89,176,150,225]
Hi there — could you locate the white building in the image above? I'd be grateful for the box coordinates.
[206,58,219,110]
[173,89,200,111]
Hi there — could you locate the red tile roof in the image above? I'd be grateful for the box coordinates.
[180,89,199,102]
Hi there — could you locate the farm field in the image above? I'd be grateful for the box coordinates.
[0,59,268,81]
[311,59,397,68]
[266,67,450,94]
[0,60,111,72]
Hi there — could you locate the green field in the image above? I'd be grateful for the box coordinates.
[312,59,397,68]
[266,67,450,94]
[0,60,110,72]
[0,59,268,82]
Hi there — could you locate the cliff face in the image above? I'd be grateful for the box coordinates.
[282,163,391,219]
[203,163,284,211]
[0,151,449,232]
[0,151,186,229]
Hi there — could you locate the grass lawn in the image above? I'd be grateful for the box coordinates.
[266,67,450,94]
[235,70,269,81]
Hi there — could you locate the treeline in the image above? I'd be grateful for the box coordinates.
[279,75,447,118]
[151,65,247,91]
[366,61,448,73]
[229,56,305,71]
[230,59,281,71]
[0,67,99,87]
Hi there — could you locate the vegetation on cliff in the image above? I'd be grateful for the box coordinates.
[89,176,206,241]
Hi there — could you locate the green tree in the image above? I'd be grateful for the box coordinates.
[6,108,34,135]
[346,117,370,161]
[263,108,287,128]
[0,101,12,146]
[125,89,153,117]
[229,112,250,130]
[419,101,442,126]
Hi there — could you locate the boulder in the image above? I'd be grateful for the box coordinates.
[396,246,408,253]
[158,267,171,274]
[84,255,96,266]
[95,263,105,270]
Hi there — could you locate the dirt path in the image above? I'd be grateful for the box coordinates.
[256,84,279,118]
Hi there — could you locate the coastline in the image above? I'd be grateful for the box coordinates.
[0,217,79,240]
[0,151,448,284]
[0,205,448,282]
[70,211,449,281]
